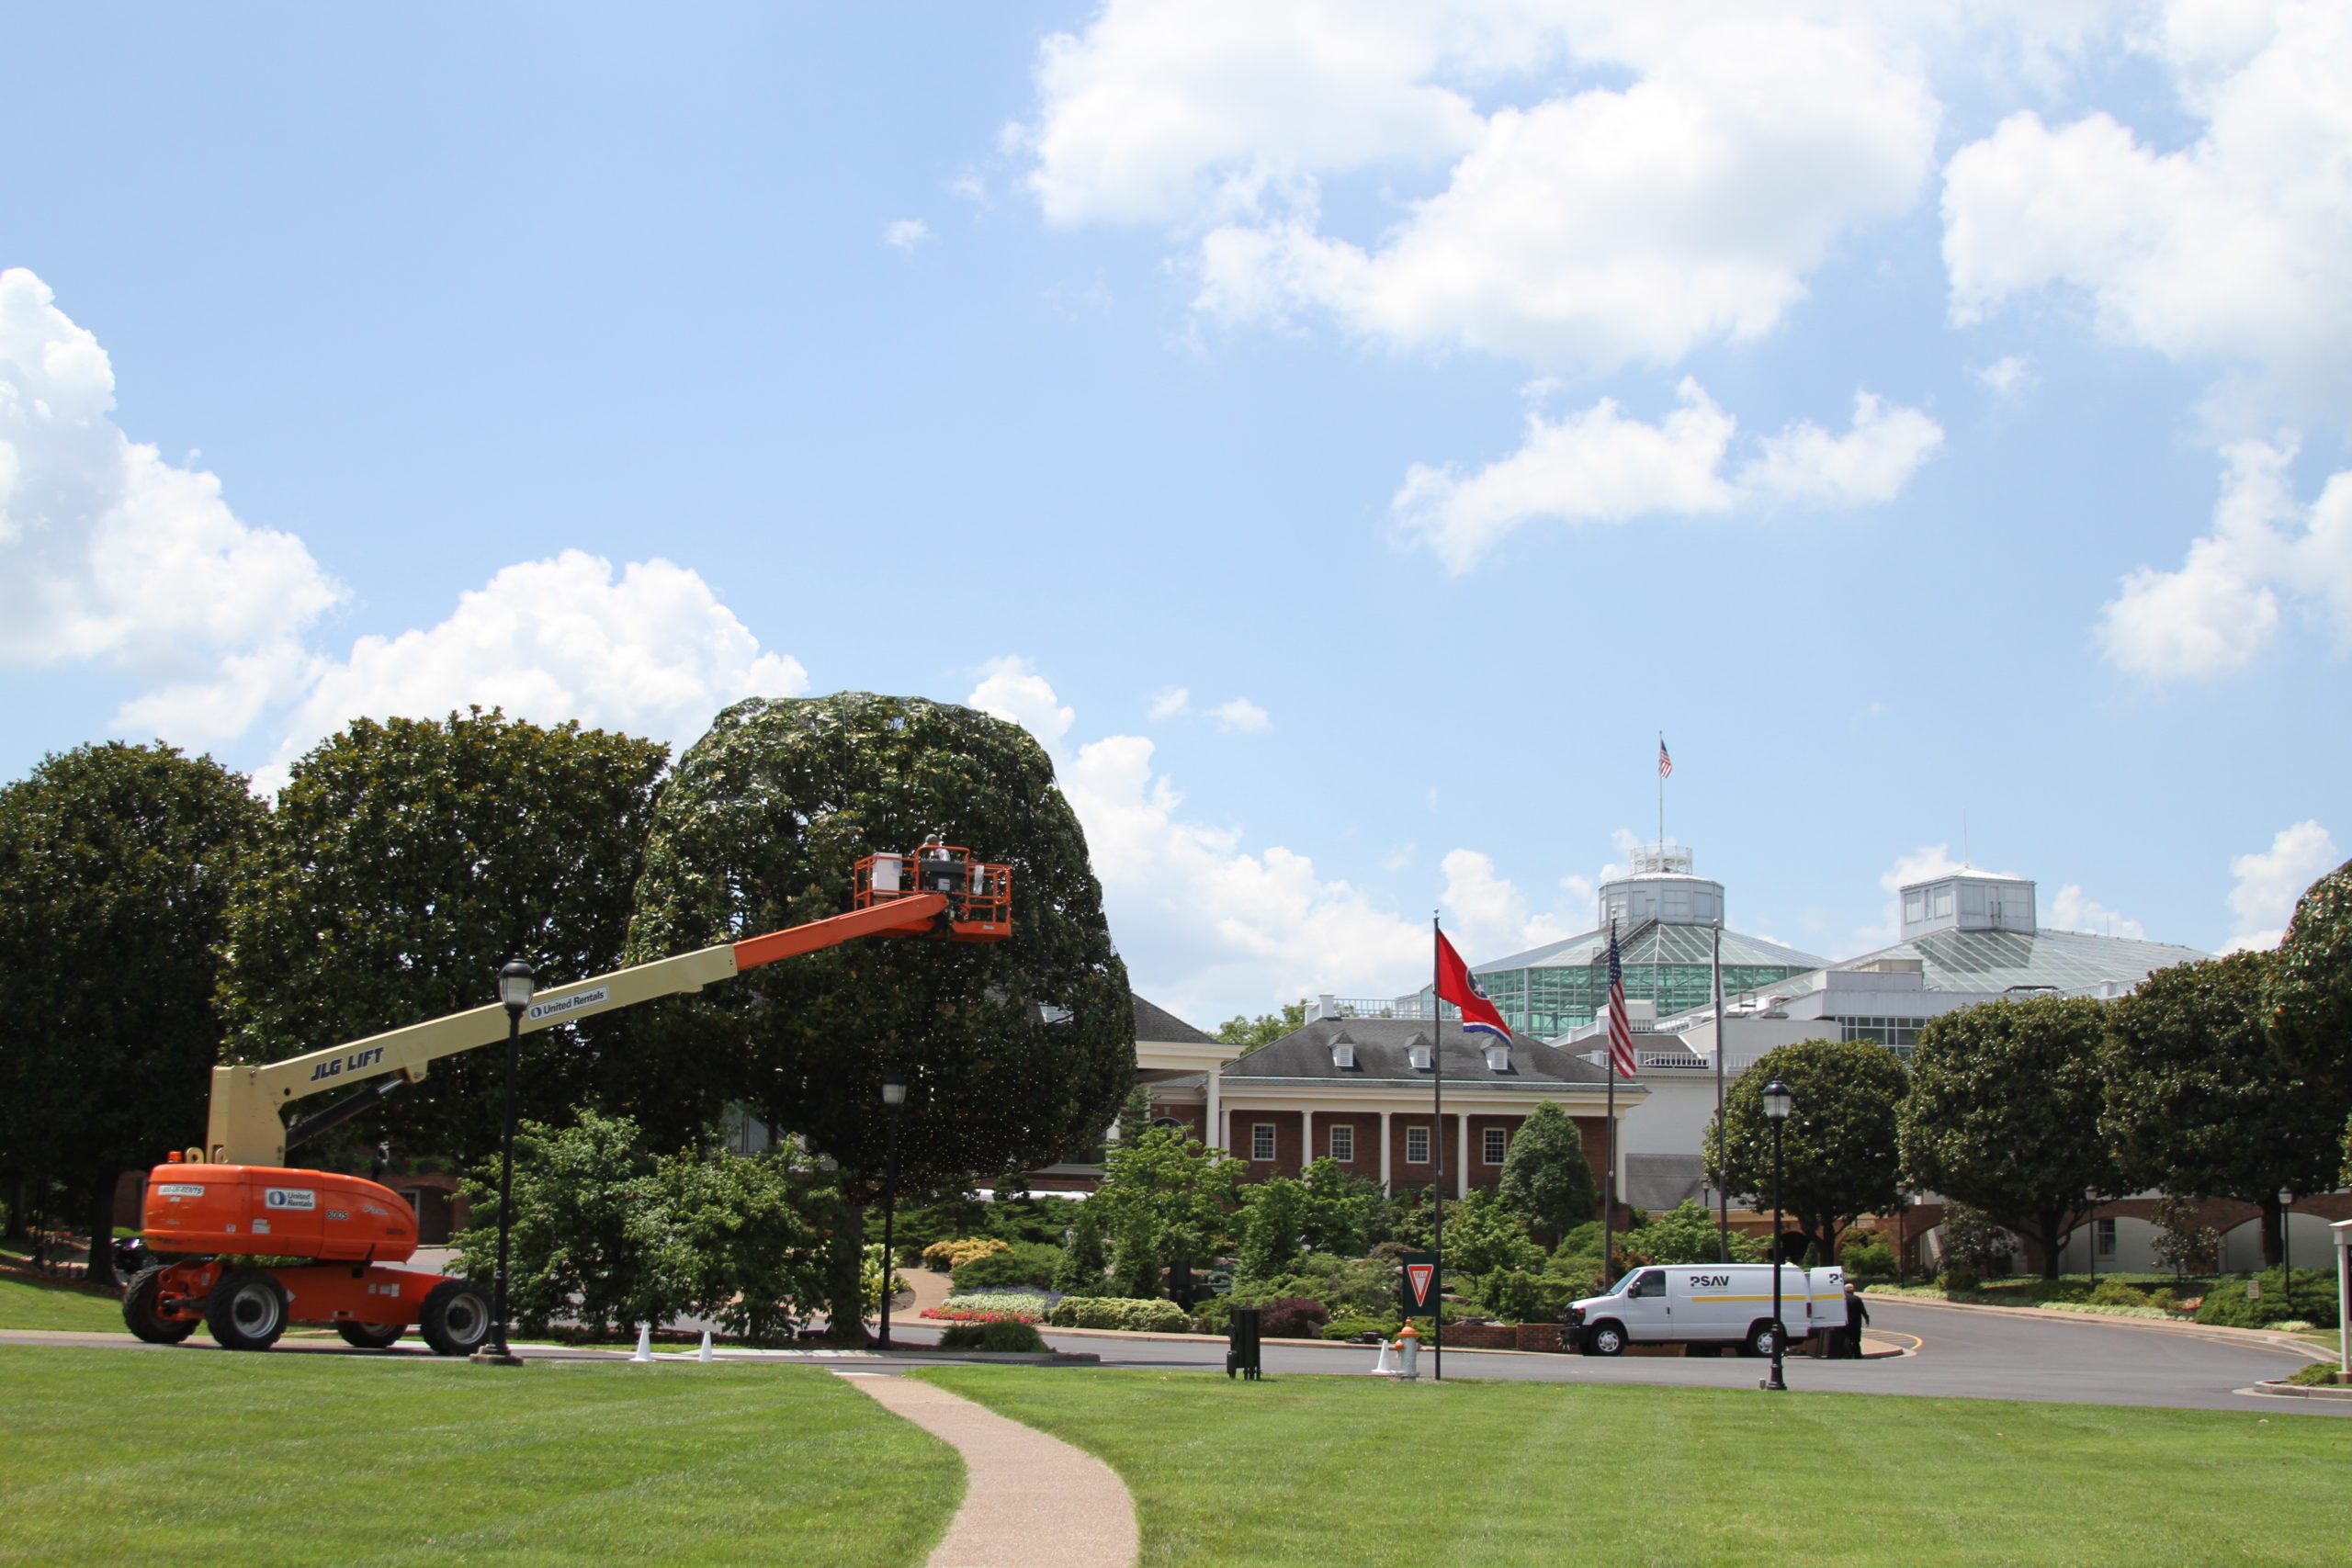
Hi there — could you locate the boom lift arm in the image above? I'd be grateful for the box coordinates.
[206,893,955,1166]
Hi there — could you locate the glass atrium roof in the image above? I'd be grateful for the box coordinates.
[1718,927,2210,1008]
[1476,923,1830,975]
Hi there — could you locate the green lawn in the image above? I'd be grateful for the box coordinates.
[0,1274,128,1332]
[0,1348,959,1567]
[921,1367,2352,1567]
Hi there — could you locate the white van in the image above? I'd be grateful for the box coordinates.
[1565,1264,1848,1358]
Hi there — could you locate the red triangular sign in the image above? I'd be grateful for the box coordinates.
[1406,1263,1434,1301]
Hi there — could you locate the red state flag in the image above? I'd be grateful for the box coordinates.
[1435,929,1511,1042]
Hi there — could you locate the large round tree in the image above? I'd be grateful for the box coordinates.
[0,743,266,1284]
[625,692,1133,1225]
[1707,1038,1907,1262]
[2267,856,2352,1092]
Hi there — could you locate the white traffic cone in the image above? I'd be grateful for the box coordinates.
[697,1329,714,1362]
[1370,1337,1397,1377]
[632,1324,654,1362]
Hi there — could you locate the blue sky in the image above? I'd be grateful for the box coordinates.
[3,2,2346,1023]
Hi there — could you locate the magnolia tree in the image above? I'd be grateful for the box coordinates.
[1709,1039,1906,1262]
[2267,857,2352,1094]
[625,693,1134,1337]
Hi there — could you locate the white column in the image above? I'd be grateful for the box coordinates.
[1206,1066,1223,1152]
[1458,1116,1470,1199]
[1379,1110,1393,1190]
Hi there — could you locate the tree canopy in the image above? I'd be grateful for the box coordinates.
[1496,1100,1598,1243]
[2102,953,2347,1267]
[2267,855,2352,1093]
[1901,997,2118,1279]
[625,693,1134,1195]
[1217,1001,1306,1049]
[1708,1038,1906,1259]
[217,710,670,1159]
[0,742,265,1283]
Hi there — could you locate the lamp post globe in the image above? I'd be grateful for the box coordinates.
[876,1073,908,1349]
[1760,1079,1792,1393]
[474,957,534,1365]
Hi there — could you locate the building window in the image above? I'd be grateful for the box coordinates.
[1406,1125,1430,1164]
[1482,1127,1508,1166]
[2094,1216,2116,1258]
[1250,1123,1277,1162]
[1329,1124,1354,1162]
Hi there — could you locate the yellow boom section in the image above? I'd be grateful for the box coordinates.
[205,895,947,1165]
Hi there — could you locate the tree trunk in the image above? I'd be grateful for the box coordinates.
[3,1176,27,1243]
[2258,1195,2284,1269]
[822,1199,869,1346]
[85,1180,118,1290]
[2035,1211,2065,1279]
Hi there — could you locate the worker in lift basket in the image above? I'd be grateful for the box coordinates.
[919,835,958,895]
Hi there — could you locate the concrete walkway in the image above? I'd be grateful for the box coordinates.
[842,1372,1137,1568]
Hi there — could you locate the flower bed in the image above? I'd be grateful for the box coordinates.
[922,1290,1057,1324]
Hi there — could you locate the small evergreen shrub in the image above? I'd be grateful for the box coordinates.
[1046,1296,1190,1333]
[2284,1360,2343,1387]
[1839,1236,1896,1278]
[2087,1278,2151,1307]
[1256,1296,1330,1338]
[2193,1269,2339,1328]
[937,1319,1048,1352]
[950,1241,1062,1292]
[1939,1268,1981,1294]
[922,1236,1011,1272]
[1321,1315,1396,1341]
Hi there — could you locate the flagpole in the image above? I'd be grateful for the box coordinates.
[1604,919,1617,1288]
[1713,917,1729,1264]
[1430,910,1443,1383]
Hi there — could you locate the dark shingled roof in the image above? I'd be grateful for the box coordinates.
[1133,995,1219,1045]
[1222,1017,1621,1088]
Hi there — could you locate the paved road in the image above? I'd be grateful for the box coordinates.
[893,1299,2346,1416]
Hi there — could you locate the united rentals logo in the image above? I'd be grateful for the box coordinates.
[527,986,610,1023]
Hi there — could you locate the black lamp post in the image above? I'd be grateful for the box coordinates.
[876,1072,907,1350]
[1760,1077,1792,1393]
[474,957,534,1365]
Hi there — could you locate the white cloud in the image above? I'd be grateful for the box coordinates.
[967,655,1075,746]
[882,219,933,251]
[254,551,807,793]
[2046,884,2145,939]
[0,267,343,737]
[2222,818,2339,952]
[2097,439,2352,680]
[1032,4,1940,376]
[968,659,1590,1021]
[1209,697,1270,734]
[1138,685,1273,734]
[1942,0,2352,415]
[1392,379,1941,570]
[1978,353,2038,397]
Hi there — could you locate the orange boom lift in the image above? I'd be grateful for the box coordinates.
[126,846,1010,1353]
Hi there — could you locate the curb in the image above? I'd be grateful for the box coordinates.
[2245,1378,2352,1402]
[1862,1291,2322,1353]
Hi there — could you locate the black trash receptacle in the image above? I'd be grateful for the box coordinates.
[1227,1307,1261,1381]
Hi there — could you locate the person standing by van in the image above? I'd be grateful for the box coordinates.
[1838,1284,1869,1359]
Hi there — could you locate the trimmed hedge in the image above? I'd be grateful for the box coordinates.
[922,1291,1052,1324]
[2194,1269,2339,1328]
[1046,1297,1190,1333]
[937,1319,1048,1352]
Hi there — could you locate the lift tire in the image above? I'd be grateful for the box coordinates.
[1583,1321,1627,1357]
[419,1279,493,1357]
[336,1322,405,1349]
[207,1269,290,1351]
[1744,1320,1781,1359]
[122,1266,198,1345]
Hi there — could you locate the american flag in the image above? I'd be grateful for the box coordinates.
[1657,737,1672,779]
[1605,924,1639,1078]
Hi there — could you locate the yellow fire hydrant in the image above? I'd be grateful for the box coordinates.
[1394,1321,1421,1382]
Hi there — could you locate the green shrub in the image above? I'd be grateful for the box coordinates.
[1839,1236,1896,1277]
[925,1291,1051,1324]
[1321,1315,1397,1341]
[1939,1268,1982,1294]
[2193,1269,2340,1328]
[2087,1278,2151,1308]
[937,1318,1048,1352]
[950,1240,1062,1292]
[1476,1268,1553,1324]
[2284,1360,2343,1387]
[1046,1296,1190,1333]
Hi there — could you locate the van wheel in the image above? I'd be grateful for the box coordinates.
[123,1267,198,1345]
[419,1279,492,1357]
[1583,1321,1627,1357]
[336,1322,404,1349]
[1744,1320,1781,1359]
[207,1269,289,1351]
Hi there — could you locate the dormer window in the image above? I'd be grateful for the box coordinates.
[1331,1043,1356,1068]
[1484,1045,1510,1073]
[1408,1041,1433,1071]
